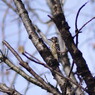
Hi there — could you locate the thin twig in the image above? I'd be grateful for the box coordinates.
[2,40,85,93]
[75,1,88,46]
[22,53,47,67]
[68,61,74,77]
[75,1,88,30]
[1,56,44,88]
[23,52,86,91]
[71,2,89,80]
[2,40,24,64]
[2,40,61,95]
[0,83,21,95]
[2,0,16,12]
[25,51,42,63]
[79,16,95,31]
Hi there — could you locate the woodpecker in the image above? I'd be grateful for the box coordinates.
[49,37,60,61]
[34,25,60,61]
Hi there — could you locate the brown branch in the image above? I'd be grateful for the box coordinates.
[23,52,86,92]
[2,40,24,63]
[2,40,61,95]
[48,0,95,94]
[1,41,86,94]
[12,0,71,94]
[0,54,44,90]
[57,32,84,94]
[22,52,48,67]
[13,0,59,69]
[72,4,95,84]
[2,40,85,94]
[47,1,84,94]
[0,83,21,95]
[2,41,49,88]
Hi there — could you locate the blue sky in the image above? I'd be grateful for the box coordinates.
[0,0,95,95]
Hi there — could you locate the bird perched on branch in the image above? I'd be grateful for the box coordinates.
[34,25,60,61]
[49,37,60,61]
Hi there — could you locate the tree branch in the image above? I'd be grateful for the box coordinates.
[12,0,71,94]
[0,83,21,95]
[48,0,95,94]
[2,41,61,95]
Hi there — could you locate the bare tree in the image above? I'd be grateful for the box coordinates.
[0,0,95,95]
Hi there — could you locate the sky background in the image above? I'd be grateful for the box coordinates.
[0,0,95,95]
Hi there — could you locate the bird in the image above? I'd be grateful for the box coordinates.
[34,26,60,61]
[49,37,60,61]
